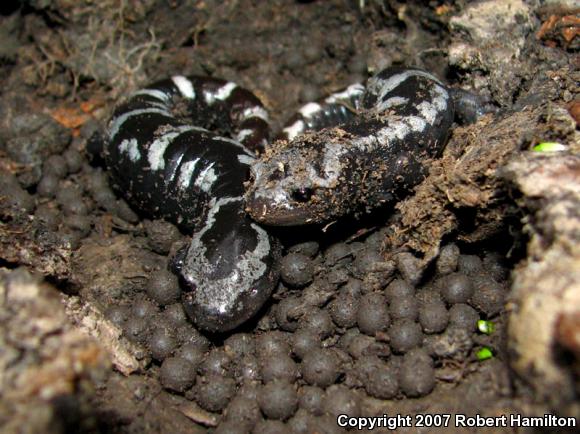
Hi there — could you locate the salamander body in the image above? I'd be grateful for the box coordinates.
[105,76,279,333]
[105,67,462,333]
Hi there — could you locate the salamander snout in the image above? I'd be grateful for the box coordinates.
[245,154,327,226]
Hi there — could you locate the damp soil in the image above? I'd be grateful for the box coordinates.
[0,1,579,434]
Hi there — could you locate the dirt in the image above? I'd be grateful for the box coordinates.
[0,0,579,433]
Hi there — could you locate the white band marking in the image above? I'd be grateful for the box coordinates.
[118,138,141,162]
[204,82,238,104]
[172,76,196,99]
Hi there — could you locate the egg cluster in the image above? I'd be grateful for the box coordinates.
[107,224,508,433]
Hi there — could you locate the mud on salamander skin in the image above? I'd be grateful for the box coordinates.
[245,67,458,226]
[105,67,480,333]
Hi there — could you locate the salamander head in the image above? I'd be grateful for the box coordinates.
[245,141,345,226]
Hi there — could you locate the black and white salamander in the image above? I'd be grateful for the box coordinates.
[105,76,280,333]
[105,67,482,333]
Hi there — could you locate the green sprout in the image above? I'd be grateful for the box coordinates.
[532,142,568,152]
[476,347,493,361]
[477,320,495,335]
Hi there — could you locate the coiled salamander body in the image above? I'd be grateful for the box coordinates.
[106,67,470,333]
[105,76,279,333]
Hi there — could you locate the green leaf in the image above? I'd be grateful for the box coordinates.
[476,347,493,361]
[532,142,567,152]
[477,320,495,335]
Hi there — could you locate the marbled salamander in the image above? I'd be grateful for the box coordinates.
[106,67,463,333]
[246,67,455,226]
[105,76,279,333]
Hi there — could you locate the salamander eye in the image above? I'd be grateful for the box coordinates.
[267,169,284,182]
[266,162,286,182]
[291,187,314,202]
